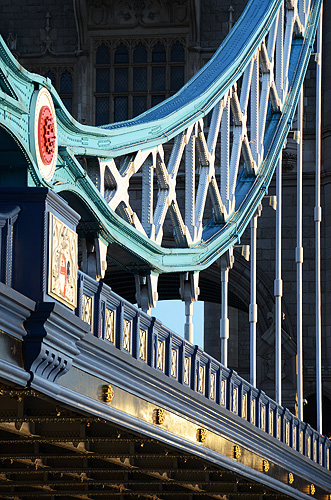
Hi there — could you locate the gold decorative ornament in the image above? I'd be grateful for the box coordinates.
[196,428,207,443]
[262,459,270,472]
[152,408,165,425]
[310,484,315,495]
[233,445,241,459]
[288,473,294,485]
[101,384,114,403]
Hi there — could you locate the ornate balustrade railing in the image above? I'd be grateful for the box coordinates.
[77,270,331,471]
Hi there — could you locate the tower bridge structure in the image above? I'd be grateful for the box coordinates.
[0,0,330,498]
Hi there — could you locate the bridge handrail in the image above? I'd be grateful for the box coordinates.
[77,270,331,471]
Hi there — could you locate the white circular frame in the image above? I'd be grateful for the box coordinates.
[33,87,58,182]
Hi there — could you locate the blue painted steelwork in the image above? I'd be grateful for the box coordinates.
[1,262,330,497]
[0,0,323,275]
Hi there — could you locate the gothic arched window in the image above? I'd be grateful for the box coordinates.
[96,44,110,65]
[45,71,56,87]
[133,42,148,117]
[133,42,147,63]
[152,42,166,93]
[60,71,73,114]
[114,43,129,122]
[170,41,185,91]
[94,38,187,125]
[95,44,111,125]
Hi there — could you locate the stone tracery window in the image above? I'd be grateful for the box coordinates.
[114,43,129,122]
[30,68,74,115]
[45,70,56,87]
[95,44,111,126]
[94,38,186,126]
[133,42,148,117]
[170,41,185,91]
[60,71,73,114]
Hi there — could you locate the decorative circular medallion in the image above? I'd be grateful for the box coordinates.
[32,87,58,182]
[38,105,56,165]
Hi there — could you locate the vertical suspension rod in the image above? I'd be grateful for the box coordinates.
[296,89,304,421]
[220,253,232,367]
[315,8,323,435]
[184,301,194,343]
[249,208,260,387]
[220,267,229,367]
[275,157,283,406]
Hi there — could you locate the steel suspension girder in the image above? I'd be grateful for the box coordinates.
[0,0,322,274]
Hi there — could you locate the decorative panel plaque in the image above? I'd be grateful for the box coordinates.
[105,309,115,343]
[277,415,281,439]
[293,426,297,450]
[300,431,304,453]
[157,340,165,371]
[171,349,178,378]
[48,213,78,309]
[198,365,205,394]
[269,409,274,436]
[210,372,216,400]
[82,294,93,328]
[221,380,226,406]
[285,421,289,445]
[251,399,256,424]
[233,387,238,414]
[307,435,311,458]
[123,319,132,352]
[327,447,330,469]
[242,393,247,419]
[261,405,266,430]
[184,357,190,385]
[139,329,147,361]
